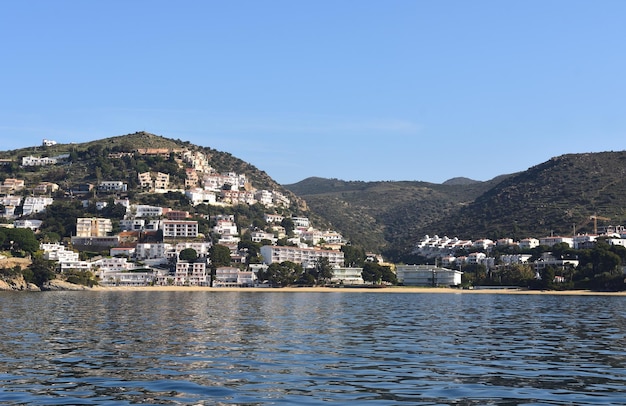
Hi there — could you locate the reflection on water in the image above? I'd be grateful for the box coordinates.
[1,291,626,404]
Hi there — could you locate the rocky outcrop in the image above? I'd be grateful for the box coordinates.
[0,275,41,291]
[43,279,91,291]
[0,276,91,291]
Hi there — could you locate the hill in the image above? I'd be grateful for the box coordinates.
[285,151,626,261]
[0,132,289,195]
[284,176,507,254]
[3,134,626,264]
[0,132,313,240]
[429,151,626,240]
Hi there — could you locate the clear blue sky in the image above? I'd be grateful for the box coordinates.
[2,1,625,184]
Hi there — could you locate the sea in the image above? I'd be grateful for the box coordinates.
[1,291,625,405]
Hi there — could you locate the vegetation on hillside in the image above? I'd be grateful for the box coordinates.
[286,152,626,264]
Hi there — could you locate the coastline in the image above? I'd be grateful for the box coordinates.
[87,285,626,296]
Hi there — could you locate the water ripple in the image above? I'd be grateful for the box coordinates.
[1,291,626,404]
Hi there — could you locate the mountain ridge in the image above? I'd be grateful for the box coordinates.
[2,133,625,263]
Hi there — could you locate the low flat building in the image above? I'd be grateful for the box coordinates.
[396,265,463,287]
[331,267,364,285]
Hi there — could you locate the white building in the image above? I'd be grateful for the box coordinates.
[98,181,128,192]
[500,254,532,265]
[14,219,43,231]
[134,205,163,218]
[539,236,574,248]
[251,231,277,244]
[473,239,495,250]
[97,270,154,286]
[92,257,137,272]
[175,241,212,258]
[292,217,310,228]
[255,190,274,206]
[40,243,91,272]
[135,243,173,260]
[1,196,22,218]
[214,267,256,287]
[518,238,540,250]
[163,220,199,238]
[260,245,344,268]
[21,155,57,166]
[396,265,463,287]
[264,213,284,223]
[573,234,597,249]
[534,253,579,271]
[21,197,54,216]
[185,188,217,206]
[331,267,364,285]
[608,238,626,248]
[174,261,209,286]
[467,252,487,265]
[119,219,161,231]
[213,220,238,236]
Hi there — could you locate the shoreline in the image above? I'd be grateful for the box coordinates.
[87,285,626,296]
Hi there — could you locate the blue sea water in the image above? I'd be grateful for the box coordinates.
[1,291,625,405]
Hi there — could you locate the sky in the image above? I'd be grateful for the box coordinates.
[1,1,625,185]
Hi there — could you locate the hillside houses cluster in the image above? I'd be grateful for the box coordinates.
[0,174,352,287]
[35,208,351,288]
[414,230,626,273]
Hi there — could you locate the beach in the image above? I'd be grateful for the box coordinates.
[88,285,626,295]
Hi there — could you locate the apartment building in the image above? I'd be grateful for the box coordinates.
[75,217,113,237]
[163,220,199,238]
[260,245,344,268]
[174,261,209,286]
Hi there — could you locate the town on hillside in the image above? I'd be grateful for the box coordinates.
[1,138,626,291]
[1,138,397,288]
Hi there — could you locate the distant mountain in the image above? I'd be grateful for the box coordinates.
[285,151,626,261]
[442,177,480,185]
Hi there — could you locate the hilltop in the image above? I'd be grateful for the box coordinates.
[0,132,289,197]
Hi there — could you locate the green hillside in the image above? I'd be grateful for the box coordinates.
[429,152,626,240]
[285,151,626,262]
[284,177,507,254]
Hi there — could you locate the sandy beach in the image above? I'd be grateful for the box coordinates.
[88,285,626,296]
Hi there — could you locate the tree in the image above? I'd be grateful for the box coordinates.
[25,253,57,288]
[209,244,231,269]
[259,261,303,286]
[281,218,295,236]
[342,245,366,267]
[312,257,334,285]
[179,248,198,262]
[362,262,383,284]
[238,240,262,263]
[2,227,39,255]
[380,265,398,285]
